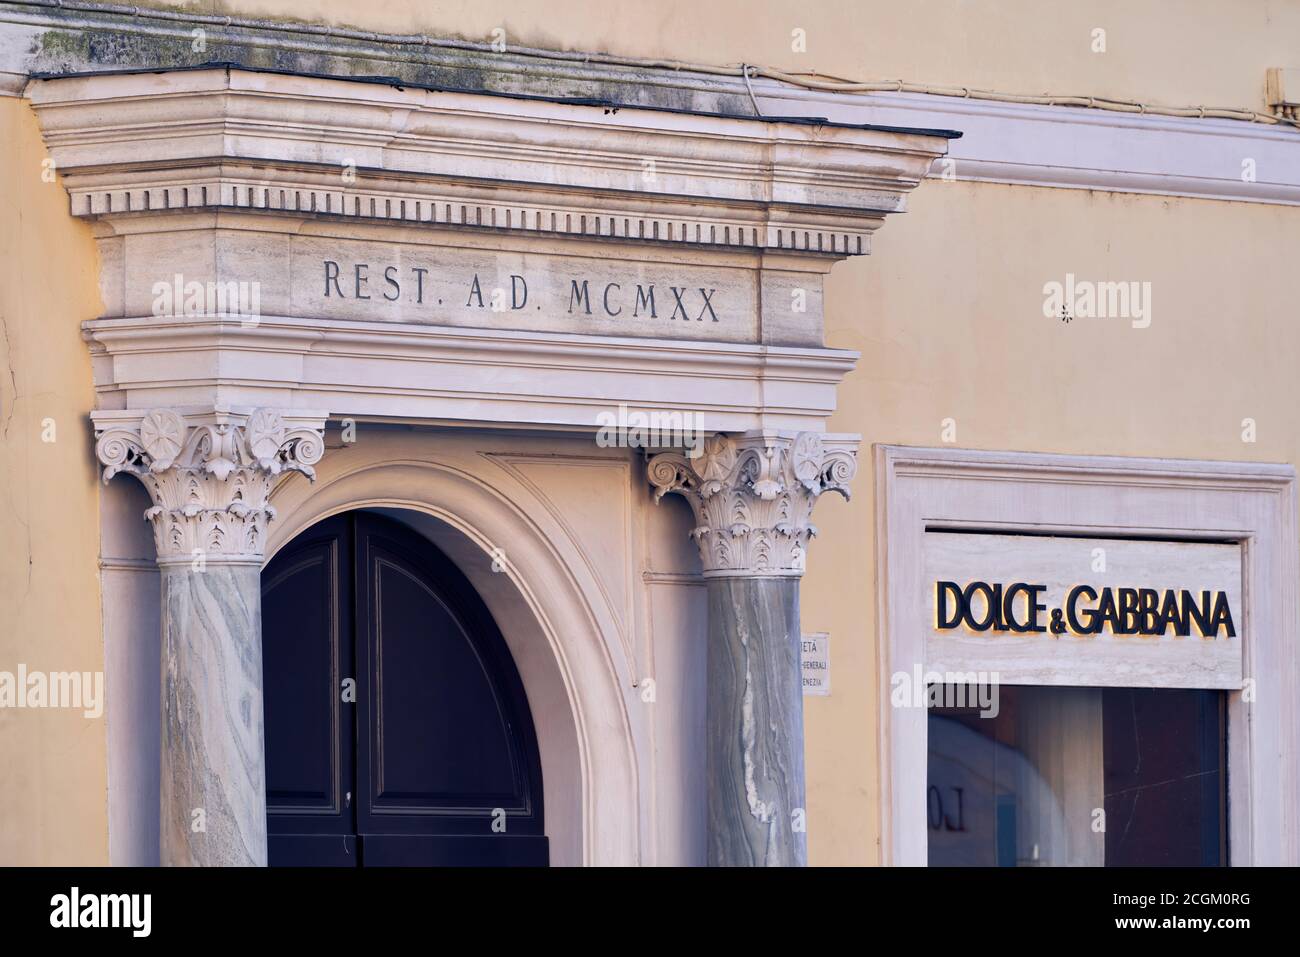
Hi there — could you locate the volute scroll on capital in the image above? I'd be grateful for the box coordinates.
[93,407,328,564]
[646,431,859,578]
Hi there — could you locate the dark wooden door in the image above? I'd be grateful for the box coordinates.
[262,512,547,866]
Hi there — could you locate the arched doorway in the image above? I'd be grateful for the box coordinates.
[260,510,547,866]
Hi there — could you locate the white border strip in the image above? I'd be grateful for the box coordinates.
[756,86,1300,206]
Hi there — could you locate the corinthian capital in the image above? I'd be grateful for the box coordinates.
[93,407,328,565]
[647,431,859,578]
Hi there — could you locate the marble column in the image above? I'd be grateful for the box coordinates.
[94,407,326,866]
[648,432,858,866]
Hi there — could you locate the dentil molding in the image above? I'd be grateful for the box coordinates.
[93,407,328,565]
[26,66,954,259]
[647,431,858,578]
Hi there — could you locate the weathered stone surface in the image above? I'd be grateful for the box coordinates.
[707,577,806,866]
[160,564,267,867]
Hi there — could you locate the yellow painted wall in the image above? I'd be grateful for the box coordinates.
[4,0,1298,864]
[804,181,1300,864]
[160,0,1297,114]
[0,99,108,864]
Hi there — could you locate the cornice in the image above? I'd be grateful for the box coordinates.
[0,0,763,110]
[876,444,1298,492]
[6,3,1296,208]
[26,66,951,258]
[758,88,1300,208]
[7,3,1296,206]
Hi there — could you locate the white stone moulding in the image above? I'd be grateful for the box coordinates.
[82,314,860,432]
[753,85,1300,207]
[874,445,1300,867]
[26,67,953,257]
[28,66,952,433]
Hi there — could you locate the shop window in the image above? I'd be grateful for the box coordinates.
[927,685,1226,866]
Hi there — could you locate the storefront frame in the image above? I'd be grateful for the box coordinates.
[875,444,1299,866]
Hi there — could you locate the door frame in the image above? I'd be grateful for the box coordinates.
[263,510,549,864]
[265,448,646,866]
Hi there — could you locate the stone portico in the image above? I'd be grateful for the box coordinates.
[27,65,954,866]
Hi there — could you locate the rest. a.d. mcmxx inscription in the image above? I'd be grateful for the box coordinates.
[323,260,720,323]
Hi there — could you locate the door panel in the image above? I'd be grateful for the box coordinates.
[263,515,355,865]
[355,514,544,842]
[263,511,546,866]
[368,560,516,802]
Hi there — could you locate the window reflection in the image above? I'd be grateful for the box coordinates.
[927,686,1225,866]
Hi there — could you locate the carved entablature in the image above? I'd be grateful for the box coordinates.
[647,431,859,578]
[93,407,327,565]
[28,67,952,261]
[27,67,953,435]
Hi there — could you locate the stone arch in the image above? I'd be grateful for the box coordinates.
[265,450,643,866]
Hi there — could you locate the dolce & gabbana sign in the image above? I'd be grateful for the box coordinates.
[922,532,1244,689]
[935,580,1236,638]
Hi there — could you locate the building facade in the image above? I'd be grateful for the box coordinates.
[1,1,1298,867]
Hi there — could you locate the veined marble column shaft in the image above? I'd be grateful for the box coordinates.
[648,432,858,866]
[707,575,804,865]
[94,407,326,866]
[159,561,264,866]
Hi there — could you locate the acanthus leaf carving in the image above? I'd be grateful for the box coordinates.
[646,430,859,578]
[94,407,327,565]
